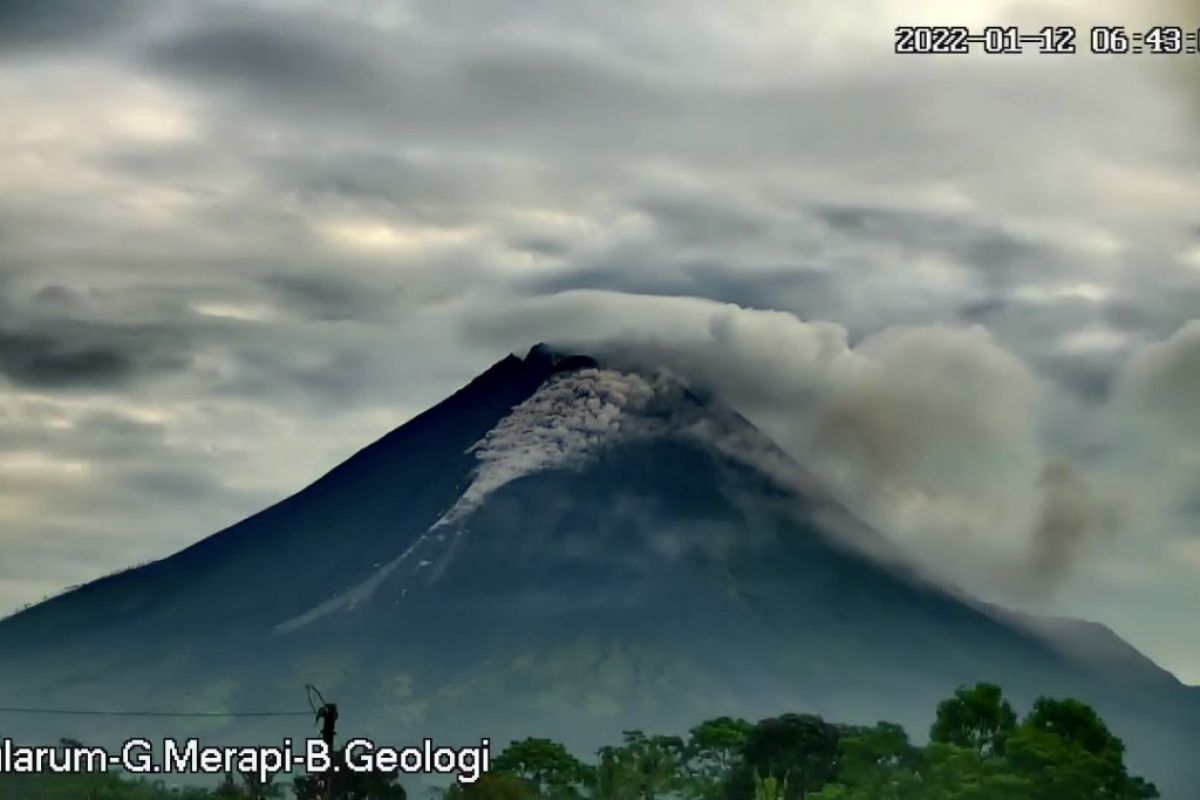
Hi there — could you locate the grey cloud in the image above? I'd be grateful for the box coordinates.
[1028,459,1123,598]
[1102,300,1153,333]
[959,297,1006,323]
[0,0,146,53]
[0,280,198,390]
[136,5,946,169]
[1036,352,1119,404]
[261,273,403,322]
[268,153,475,211]
[1178,488,1200,518]
[526,261,836,317]
[146,14,384,100]
[144,14,678,150]
[636,195,773,247]
[0,325,189,390]
[122,466,232,502]
[214,345,376,409]
[1117,319,1200,431]
[955,294,1138,403]
[510,236,572,259]
[813,203,1051,290]
[467,292,1155,600]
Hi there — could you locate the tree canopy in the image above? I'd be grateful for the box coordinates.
[0,684,1161,800]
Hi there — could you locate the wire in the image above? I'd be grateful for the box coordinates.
[305,684,327,715]
[0,707,312,718]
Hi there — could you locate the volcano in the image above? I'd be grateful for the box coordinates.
[0,345,1196,793]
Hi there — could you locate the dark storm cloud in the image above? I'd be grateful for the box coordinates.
[1036,352,1120,404]
[0,324,189,390]
[1029,459,1122,597]
[122,466,231,502]
[636,195,771,247]
[1102,300,1153,333]
[143,9,669,136]
[510,236,572,259]
[261,273,402,322]
[959,297,1007,323]
[213,345,376,409]
[955,295,1137,403]
[813,203,1051,290]
[1178,489,1200,518]
[147,14,385,101]
[0,280,196,390]
[0,0,145,53]
[136,5,935,167]
[253,150,510,228]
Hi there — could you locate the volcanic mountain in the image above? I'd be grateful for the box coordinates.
[0,345,1196,793]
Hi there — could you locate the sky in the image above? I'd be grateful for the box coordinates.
[0,0,1198,681]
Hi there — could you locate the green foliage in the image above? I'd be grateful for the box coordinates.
[2,687,1161,800]
[0,771,203,800]
[728,713,842,800]
[809,723,924,800]
[681,717,753,800]
[929,683,1017,757]
[445,772,539,800]
[686,717,754,775]
[822,687,1158,800]
[591,731,685,800]
[292,745,408,800]
[1004,698,1159,800]
[750,772,787,800]
[491,737,594,800]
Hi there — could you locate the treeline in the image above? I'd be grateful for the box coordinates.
[0,684,1161,799]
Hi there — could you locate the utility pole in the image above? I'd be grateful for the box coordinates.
[308,685,338,800]
[318,702,338,800]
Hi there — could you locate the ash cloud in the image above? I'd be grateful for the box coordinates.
[1116,319,1200,434]
[1029,459,1124,597]
[469,292,1156,600]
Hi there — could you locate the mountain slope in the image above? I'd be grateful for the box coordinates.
[0,345,1195,794]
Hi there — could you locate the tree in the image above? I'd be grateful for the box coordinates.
[751,772,788,800]
[827,723,922,800]
[930,683,1017,757]
[920,742,1031,800]
[1005,698,1159,800]
[1022,697,1122,758]
[686,717,755,774]
[292,746,408,800]
[491,738,593,800]
[445,772,538,800]
[729,714,842,800]
[593,731,685,800]
[682,717,754,800]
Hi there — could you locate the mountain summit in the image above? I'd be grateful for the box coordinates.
[0,345,1196,792]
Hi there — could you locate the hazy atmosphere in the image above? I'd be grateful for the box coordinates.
[1,0,1198,682]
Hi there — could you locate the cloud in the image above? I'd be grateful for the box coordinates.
[260,272,402,322]
[0,0,146,54]
[0,284,194,390]
[1116,319,1200,434]
[1028,459,1124,596]
[465,290,1138,599]
[146,14,383,100]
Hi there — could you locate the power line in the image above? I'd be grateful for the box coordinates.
[0,706,313,718]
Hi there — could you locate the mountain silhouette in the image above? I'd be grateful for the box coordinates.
[0,344,1196,794]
